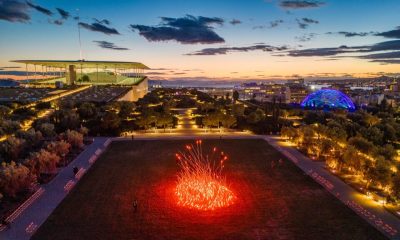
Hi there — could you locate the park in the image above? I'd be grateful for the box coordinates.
[31,139,386,240]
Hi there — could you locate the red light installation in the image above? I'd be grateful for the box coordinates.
[175,140,236,210]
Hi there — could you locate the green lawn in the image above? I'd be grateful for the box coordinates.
[32,139,387,240]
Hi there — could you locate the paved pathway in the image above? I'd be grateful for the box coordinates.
[265,136,400,240]
[0,137,110,240]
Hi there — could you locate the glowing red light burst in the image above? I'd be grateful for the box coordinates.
[175,140,236,210]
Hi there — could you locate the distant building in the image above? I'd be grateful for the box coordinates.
[353,93,385,106]
[234,82,291,103]
[288,84,308,104]
[287,78,305,85]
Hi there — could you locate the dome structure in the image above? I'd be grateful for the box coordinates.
[301,89,355,111]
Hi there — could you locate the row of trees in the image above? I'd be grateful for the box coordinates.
[282,123,400,202]
[0,129,85,201]
[202,111,237,129]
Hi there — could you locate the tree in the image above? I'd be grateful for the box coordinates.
[363,126,384,145]
[232,90,239,103]
[376,144,397,162]
[47,140,70,158]
[317,138,335,160]
[101,111,121,131]
[342,145,363,173]
[1,120,21,134]
[299,126,315,152]
[81,75,90,82]
[200,102,214,114]
[247,109,265,124]
[156,114,174,131]
[79,126,89,136]
[363,112,380,127]
[0,136,25,162]
[391,174,400,200]
[58,110,80,131]
[118,101,135,119]
[232,104,245,117]
[135,114,156,131]
[202,112,222,128]
[78,102,97,120]
[281,126,298,141]
[37,123,55,138]
[0,161,36,198]
[221,114,236,129]
[225,92,231,101]
[348,136,375,155]
[15,129,43,147]
[25,149,60,176]
[366,157,392,189]
[0,105,11,119]
[64,130,84,148]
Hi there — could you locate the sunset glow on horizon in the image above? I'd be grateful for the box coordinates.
[1,0,400,81]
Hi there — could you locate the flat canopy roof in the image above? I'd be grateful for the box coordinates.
[11,60,150,69]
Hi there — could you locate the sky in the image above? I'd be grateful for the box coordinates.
[1,0,400,81]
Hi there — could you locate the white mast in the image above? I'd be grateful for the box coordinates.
[77,9,83,60]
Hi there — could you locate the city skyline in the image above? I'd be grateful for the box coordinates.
[1,0,400,81]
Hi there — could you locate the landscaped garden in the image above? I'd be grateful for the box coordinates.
[32,139,386,240]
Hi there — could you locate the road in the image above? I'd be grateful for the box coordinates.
[265,135,400,240]
[0,137,110,240]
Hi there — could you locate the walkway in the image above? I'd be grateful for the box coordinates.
[0,137,110,240]
[131,108,254,137]
[265,136,400,240]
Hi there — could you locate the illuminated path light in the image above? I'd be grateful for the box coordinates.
[175,140,236,210]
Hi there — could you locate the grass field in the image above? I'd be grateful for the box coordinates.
[32,139,387,240]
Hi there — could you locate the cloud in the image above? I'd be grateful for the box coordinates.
[93,18,111,25]
[0,0,30,22]
[302,17,319,24]
[269,19,284,28]
[93,41,129,50]
[367,40,400,52]
[359,51,400,59]
[130,15,225,44]
[79,21,120,35]
[376,26,400,39]
[370,59,400,64]
[51,19,63,25]
[253,25,266,30]
[186,44,289,55]
[56,8,69,20]
[288,45,354,57]
[279,0,325,9]
[287,40,400,66]
[229,19,241,25]
[26,1,52,16]
[296,18,318,29]
[295,33,316,42]
[326,31,374,37]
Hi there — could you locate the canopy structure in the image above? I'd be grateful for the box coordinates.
[11,60,149,86]
[301,89,356,111]
[12,60,149,70]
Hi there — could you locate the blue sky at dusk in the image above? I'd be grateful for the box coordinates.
[1,0,400,81]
